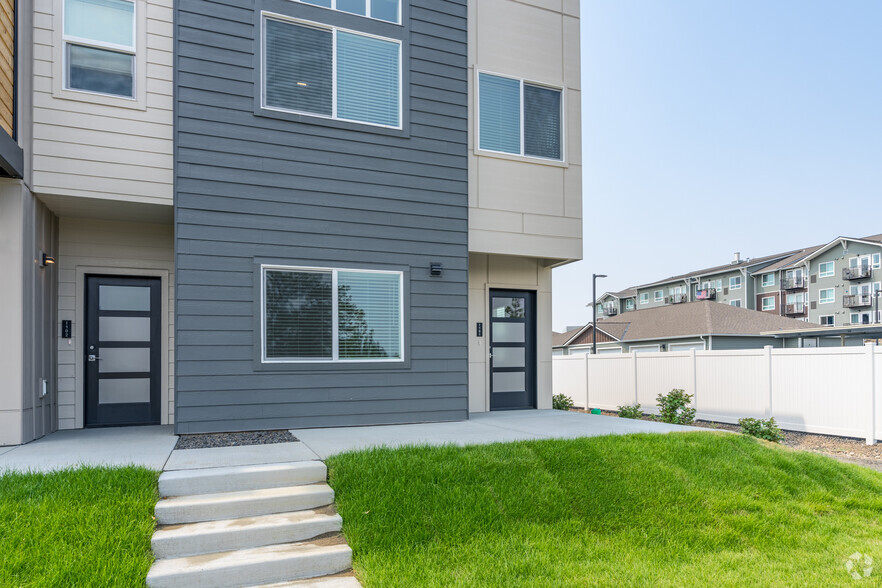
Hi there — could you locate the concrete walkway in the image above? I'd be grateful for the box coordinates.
[292,409,708,459]
[0,425,177,473]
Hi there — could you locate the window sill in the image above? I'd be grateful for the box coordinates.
[53,87,147,111]
[473,148,568,168]
[254,105,409,138]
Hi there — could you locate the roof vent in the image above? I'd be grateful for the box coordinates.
[731,252,741,264]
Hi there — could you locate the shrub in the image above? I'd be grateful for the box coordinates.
[655,389,696,425]
[618,404,642,419]
[552,394,574,411]
[739,417,784,443]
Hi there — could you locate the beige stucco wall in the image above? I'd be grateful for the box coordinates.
[56,218,174,430]
[31,0,173,205]
[468,253,553,412]
[468,0,582,263]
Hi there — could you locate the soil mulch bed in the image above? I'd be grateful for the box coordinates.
[574,408,882,472]
[175,430,298,450]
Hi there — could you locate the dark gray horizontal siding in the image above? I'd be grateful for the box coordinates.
[175,0,470,433]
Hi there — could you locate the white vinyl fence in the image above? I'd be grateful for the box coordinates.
[553,345,881,444]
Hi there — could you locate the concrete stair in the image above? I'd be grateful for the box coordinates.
[147,461,357,587]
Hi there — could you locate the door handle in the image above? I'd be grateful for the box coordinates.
[87,354,101,362]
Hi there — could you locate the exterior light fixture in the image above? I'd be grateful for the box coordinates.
[430,263,442,277]
[41,253,56,267]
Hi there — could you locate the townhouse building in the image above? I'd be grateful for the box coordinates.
[595,235,882,328]
[0,0,582,445]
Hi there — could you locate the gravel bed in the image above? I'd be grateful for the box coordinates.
[574,408,882,471]
[175,430,298,450]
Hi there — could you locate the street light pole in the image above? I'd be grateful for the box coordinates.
[592,273,607,354]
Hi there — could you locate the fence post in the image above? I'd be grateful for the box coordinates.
[764,346,773,419]
[690,348,698,416]
[584,354,590,410]
[867,343,876,446]
[632,351,638,406]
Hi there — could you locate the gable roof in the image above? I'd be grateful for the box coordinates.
[558,301,818,347]
[552,326,584,347]
[637,250,799,289]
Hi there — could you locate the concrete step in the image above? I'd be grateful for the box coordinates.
[155,484,334,525]
[253,576,362,587]
[159,462,327,497]
[146,540,352,588]
[152,509,343,558]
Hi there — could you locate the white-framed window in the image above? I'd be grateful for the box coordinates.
[297,0,400,24]
[761,274,775,288]
[851,312,875,325]
[874,253,881,269]
[761,296,775,311]
[729,276,742,290]
[850,256,871,270]
[669,286,685,295]
[819,288,835,304]
[818,261,834,278]
[819,315,834,326]
[729,299,741,307]
[596,303,604,315]
[654,290,663,302]
[62,0,136,98]
[261,265,404,363]
[625,299,635,311]
[477,72,562,161]
[262,15,402,128]
[639,292,649,305]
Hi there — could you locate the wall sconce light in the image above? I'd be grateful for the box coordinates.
[41,253,56,267]
[430,262,442,277]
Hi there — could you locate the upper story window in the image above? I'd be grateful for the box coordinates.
[625,298,635,310]
[761,273,775,288]
[262,15,401,128]
[818,261,834,278]
[819,288,835,304]
[639,292,649,305]
[729,276,742,290]
[478,72,562,161]
[729,299,742,307]
[761,296,775,311]
[262,265,403,363]
[298,0,400,24]
[654,290,663,302]
[63,0,135,98]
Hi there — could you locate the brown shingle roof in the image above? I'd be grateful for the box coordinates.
[591,301,818,342]
[552,326,583,347]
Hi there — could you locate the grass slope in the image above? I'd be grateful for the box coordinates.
[0,466,158,587]
[328,433,882,587]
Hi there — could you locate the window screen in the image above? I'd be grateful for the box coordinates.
[265,20,333,116]
[523,84,561,159]
[265,270,333,359]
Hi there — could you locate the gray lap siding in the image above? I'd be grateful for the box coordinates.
[174,0,469,433]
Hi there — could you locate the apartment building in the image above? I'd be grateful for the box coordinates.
[0,0,582,444]
[594,235,882,328]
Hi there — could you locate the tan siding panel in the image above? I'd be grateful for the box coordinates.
[0,0,12,136]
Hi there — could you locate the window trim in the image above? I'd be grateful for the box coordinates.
[818,288,835,305]
[260,264,405,364]
[654,290,663,302]
[639,292,649,305]
[761,273,775,288]
[819,315,834,326]
[57,0,144,105]
[761,296,776,311]
[475,69,565,163]
[729,276,742,290]
[729,299,741,307]
[260,12,404,130]
[293,0,402,25]
[818,261,834,278]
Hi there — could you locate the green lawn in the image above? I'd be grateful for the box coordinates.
[328,433,882,587]
[0,466,158,587]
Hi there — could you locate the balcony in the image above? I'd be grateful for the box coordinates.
[603,304,618,316]
[843,294,872,308]
[667,294,688,304]
[695,288,716,300]
[843,267,872,280]
[783,302,805,316]
[781,276,805,290]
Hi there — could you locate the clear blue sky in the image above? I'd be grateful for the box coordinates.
[553,0,882,331]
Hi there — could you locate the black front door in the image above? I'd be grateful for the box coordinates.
[489,289,536,410]
[85,275,161,427]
